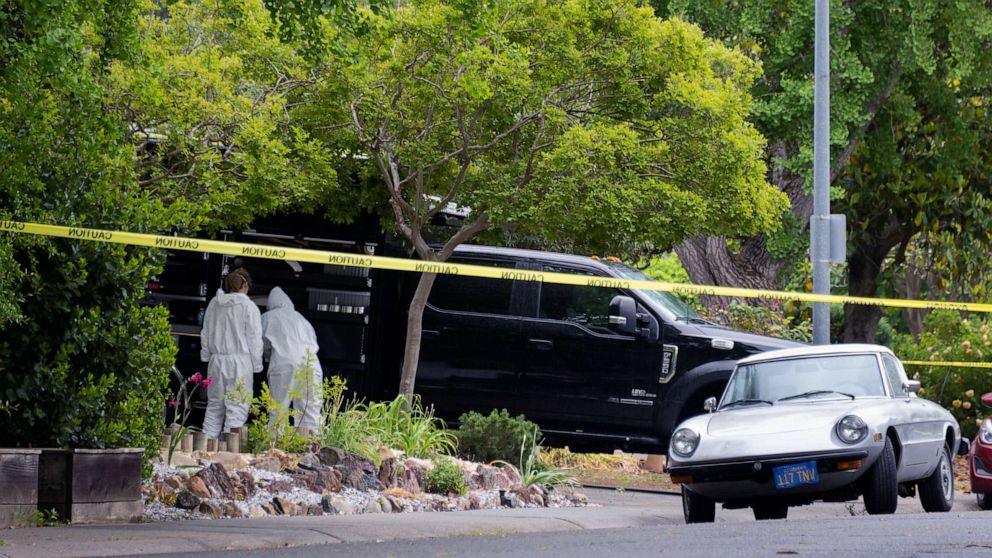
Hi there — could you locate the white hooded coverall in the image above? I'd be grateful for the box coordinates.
[261,287,323,431]
[200,289,264,438]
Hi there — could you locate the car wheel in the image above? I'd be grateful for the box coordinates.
[919,444,954,513]
[682,486,715,524]
[977,492,992,511]
[752,502,788,520]
[863,435,898,515]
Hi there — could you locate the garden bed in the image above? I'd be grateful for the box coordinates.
[144,446,588,521]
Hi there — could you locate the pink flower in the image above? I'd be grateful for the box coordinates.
[167,399,180,408]
[189,372,203,384]
[201,378,213,388]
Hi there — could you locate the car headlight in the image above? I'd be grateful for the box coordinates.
[671,428,700,457]
[980,418,992,445]
[836,415,868,444]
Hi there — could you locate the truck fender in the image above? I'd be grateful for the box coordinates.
[657,359,735,443]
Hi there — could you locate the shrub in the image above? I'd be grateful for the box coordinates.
[892,310,992,438]
[362,395,457,459]
[456,409,540,464]
[497,430,576,489]
[425,457,467,495]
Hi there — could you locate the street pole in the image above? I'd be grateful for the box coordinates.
[811,0,831,345]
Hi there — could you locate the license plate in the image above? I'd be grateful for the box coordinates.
[773,460,819,490]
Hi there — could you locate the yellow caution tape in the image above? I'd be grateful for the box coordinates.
[3,219,992,314]
[902,360,992,369]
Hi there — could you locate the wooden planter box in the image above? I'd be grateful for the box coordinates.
[38,448,143,524]
[0,449,41,528]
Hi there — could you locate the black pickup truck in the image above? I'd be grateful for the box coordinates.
[149,217,799,455]
[414,245,800,453]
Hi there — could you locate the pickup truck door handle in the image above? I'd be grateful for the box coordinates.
[422,329,441,340]
[528,338,554,351]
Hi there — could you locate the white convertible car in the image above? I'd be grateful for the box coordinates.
[667,344,965,523]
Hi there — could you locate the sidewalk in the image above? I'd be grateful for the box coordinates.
[0,489,980,558]
[0,489,677,558]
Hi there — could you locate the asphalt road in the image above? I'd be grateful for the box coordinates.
[87,489,992,558]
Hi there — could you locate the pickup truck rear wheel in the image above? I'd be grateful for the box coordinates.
[918,444,954,512]
[863,436,898,514]
[682,486,715,524]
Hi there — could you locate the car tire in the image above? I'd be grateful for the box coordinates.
[752,502,788,520]
[919,444,954,513]
[682,486,715,524]
[977,492,992,510]
[863,435,898,515]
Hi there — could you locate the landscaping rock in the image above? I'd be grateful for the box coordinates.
[248,505,267,518]
[514,485,545,507]
[298,452,322,470]
[494,470,512,490]
[501,464,522,486]
[165,452,199,467]
[265,448,291,470]
[249,457,281,473]
[321,494,355,515]
[377,496,393,513]
[383,487,417,499]
[235,470,257,499]
[222,502,244,518]
[165,475,184,490]
[399,467,421,493]
[207,451,250,471]
[385,495,405,512]
[265,479,294,493]
[317,446,347,466]
[175,491,201,510]
[378,457,397,488]
[187,476,212,499]
[272,497,297,516]
[314,468,342,493]
[307,504,323,516]
[261,502,278,515]
[197,501,223,519]
[197,463,237,499]
[336,460,370,491]
[289,468,318,491]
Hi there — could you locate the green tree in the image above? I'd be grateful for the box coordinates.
[306,0,788,395]
[659,0,992,342]
[107,0,340,229]
[0,0,177,457]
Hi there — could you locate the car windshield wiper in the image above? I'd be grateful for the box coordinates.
[675,316,715,325]
[777,390,855,402]
[720,398,774,409]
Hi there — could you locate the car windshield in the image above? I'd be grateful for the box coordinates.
[606,262,702,320]
[721,354,886,408]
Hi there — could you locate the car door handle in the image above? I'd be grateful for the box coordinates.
[528,338,553,351]
[422,329,441,340]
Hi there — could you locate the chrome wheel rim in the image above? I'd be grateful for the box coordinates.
[940,452,953,501]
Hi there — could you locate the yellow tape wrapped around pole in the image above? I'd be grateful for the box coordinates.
[4,219,992,314]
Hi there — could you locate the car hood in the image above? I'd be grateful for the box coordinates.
[683,323,803,352]
[706,399,877,437]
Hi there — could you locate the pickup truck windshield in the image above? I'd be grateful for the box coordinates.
[606,263,701,320]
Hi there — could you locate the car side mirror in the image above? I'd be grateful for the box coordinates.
[703,397,717,413]
[982,393,992,407]
[608,295,638,336]
[903,380,921,394]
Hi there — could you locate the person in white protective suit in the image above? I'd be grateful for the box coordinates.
[261,287,323,432]
[200,268,264,439]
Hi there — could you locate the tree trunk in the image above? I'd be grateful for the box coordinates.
[398,271,438,397]
[897,266,928,338]
[841,223,908,343]
[675,155,809,309]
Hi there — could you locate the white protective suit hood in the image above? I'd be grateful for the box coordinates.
[266,286,294,312]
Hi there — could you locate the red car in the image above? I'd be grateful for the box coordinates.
[970,393,992,509]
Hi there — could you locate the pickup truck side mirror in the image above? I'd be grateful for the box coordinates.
[608,295,638,336]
